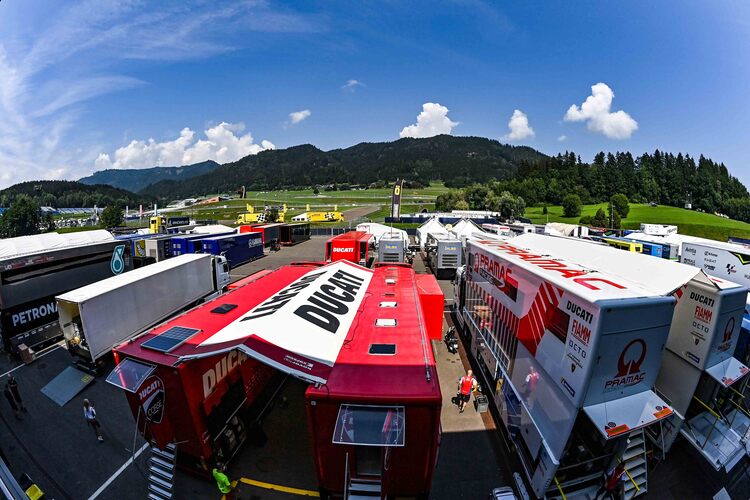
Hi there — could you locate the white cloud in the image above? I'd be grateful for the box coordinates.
[289,109,311,124]
[399,102,458,138]
[558,135,567,142]
[0,1,319,188]
[564,83,638,139]
[502,109,534,141]
[95,122,274,169]
[342,79,364,91]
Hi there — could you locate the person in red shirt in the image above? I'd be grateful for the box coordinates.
[594,462,625,500]
[457,370,478,413]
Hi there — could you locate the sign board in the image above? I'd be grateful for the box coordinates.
[390,179,404,219]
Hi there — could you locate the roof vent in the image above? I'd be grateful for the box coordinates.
[376,318,397,327]
[211,304,238,314]
[379,301,397,308]
[383,292,396,297]
[369,343,396,355]
[385,278,396,285]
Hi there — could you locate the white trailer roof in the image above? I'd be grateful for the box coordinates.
[355,223,408,243]
[57,253,209,303]
[190,224,234,234]
[0,230,114,259]
[476,233,737,302]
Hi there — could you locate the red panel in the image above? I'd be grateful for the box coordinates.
[415,274,444,340]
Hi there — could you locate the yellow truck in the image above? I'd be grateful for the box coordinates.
[291,205,344,222]
[235,204,286,224]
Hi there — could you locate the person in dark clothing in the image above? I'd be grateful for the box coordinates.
[7,375,26,412]
[3,385,20,418]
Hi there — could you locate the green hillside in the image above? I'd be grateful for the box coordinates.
[525,203,750,241]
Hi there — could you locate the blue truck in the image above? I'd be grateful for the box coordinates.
[171,232,234,256]
[200,232,264,268]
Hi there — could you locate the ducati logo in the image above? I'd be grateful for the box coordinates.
[139,376,165,424]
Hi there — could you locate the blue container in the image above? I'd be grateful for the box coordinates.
[171,232,234,256]
[201,232,263,268]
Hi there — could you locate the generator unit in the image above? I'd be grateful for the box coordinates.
[426,232,462,279]
[378,236,407,263]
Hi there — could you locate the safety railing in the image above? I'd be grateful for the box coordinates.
[692,395,724,450]
[616,457,640,494]
[553,475,566,500]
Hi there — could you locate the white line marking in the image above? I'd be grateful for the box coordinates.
[87,442,150,500]
[1,342,64,378]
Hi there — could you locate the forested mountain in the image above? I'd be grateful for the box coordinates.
[0,181,153,208]
[79,160,219,192]
[141,136,547,198]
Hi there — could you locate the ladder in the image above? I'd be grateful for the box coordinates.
[147,443,176,500]
[621,430,648,500]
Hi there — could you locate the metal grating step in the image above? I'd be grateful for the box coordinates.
[148,493,169,500]
[148,483,173,499]
[148,465,173,482]
[151,448,175,461]
[149,474,172,491]
[150,456,174,471]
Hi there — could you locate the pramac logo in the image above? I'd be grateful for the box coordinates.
[717,317,736,353]
[605,339,647,391]
[111,244,126,274]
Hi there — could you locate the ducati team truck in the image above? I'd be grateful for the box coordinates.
[56,253,231,372]
[452,234,678,499]
[0,231,132,353]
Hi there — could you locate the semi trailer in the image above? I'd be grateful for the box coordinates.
[0,231,132,352]
[57,253,230,372]
[239,223,282,246]
[171,231,234,256]
[201,232,264,269]
[452,234,678,498]
[279,222,310,246]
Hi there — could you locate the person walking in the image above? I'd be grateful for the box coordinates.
[594,462,625,500]
[212,462,234,499]
[3,384,20,419]
[83,399,104,442]
[457,369,478,414]
[7,375,26,412]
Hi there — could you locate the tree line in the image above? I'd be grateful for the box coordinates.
[437,150,750,224]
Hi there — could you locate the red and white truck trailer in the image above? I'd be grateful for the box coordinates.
[108,260,442,498]
[453,234,678,498]
[325,231,373,267]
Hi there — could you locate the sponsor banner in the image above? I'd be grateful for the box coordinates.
[199,261,374,384]
[1,295,59,337]
[682,242,750,286]
[390,179,404,219]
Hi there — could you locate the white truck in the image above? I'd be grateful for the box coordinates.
[57,253,230,371]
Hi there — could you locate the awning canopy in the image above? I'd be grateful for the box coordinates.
[706,357,750,388]
[178,260,374,385]
[583,390,673,439]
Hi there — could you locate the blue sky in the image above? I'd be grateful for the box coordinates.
[1,0,749,188]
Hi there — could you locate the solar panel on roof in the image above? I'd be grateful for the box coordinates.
[142,326,200,353]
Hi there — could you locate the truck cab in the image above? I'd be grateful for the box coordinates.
[212,256,231,293]
[149,216,167,234]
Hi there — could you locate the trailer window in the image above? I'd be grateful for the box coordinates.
[333,405,405,447]
[105,358,156,393]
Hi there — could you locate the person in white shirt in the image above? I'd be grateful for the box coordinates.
[83,399,104,442]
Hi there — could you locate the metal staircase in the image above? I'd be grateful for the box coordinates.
[147,443,176,500]
[347,478,382,499]
[621,430,648,500]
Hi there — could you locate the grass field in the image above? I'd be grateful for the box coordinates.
[525,203,750,241]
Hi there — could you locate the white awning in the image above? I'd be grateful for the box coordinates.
[706,357,750,388]
[583,390,673,439]
[179,260,374,385]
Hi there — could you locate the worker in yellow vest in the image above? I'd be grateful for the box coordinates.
[212,462,234,499]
